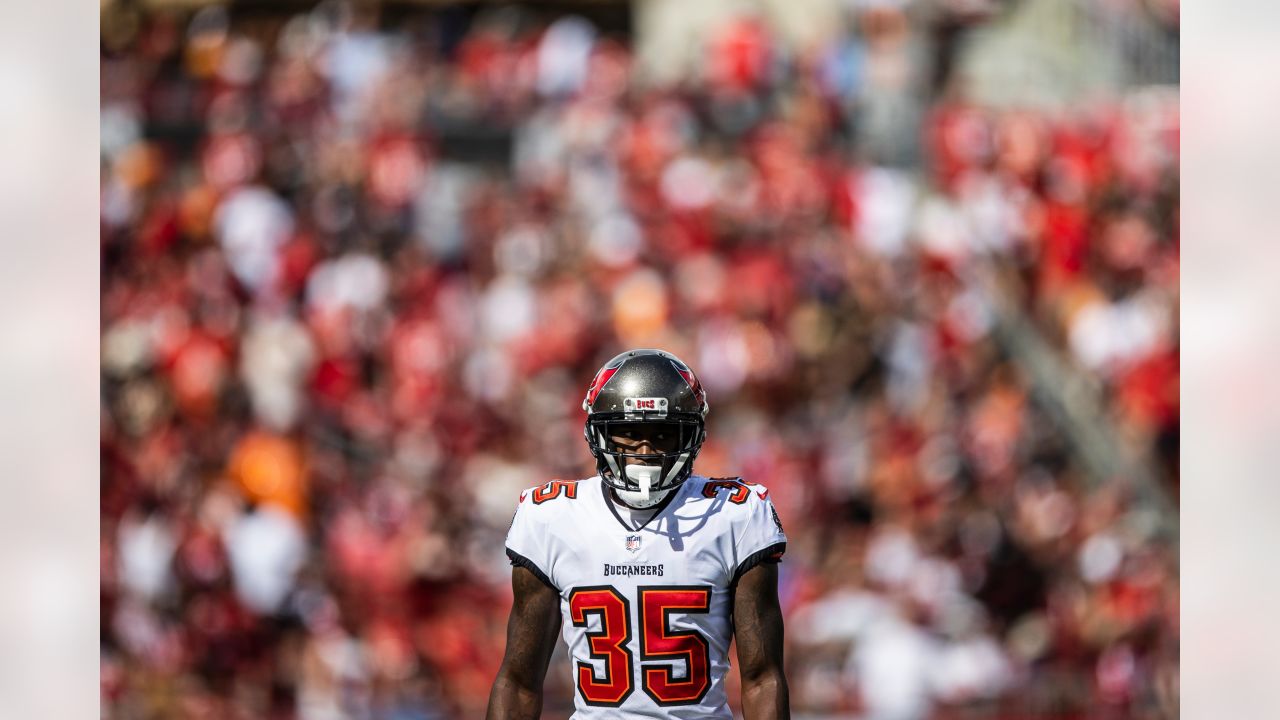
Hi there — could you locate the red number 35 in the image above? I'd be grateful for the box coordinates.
[568,585,712,707]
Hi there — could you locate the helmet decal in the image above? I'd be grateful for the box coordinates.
[671,361,708,413]
[583,358,625,409]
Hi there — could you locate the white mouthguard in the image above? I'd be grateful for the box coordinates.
[617,465,668,508]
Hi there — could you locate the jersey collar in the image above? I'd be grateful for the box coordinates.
[599,476,686,533]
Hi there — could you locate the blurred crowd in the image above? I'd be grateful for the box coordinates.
[101,1,1178,718]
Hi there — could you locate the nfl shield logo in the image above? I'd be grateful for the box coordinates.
[625,535,642,553]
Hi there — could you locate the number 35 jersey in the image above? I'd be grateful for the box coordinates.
[505,474,787,719]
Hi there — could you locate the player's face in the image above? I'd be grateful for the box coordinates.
[609,422,683,464]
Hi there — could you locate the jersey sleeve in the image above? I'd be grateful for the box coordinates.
[731,483,788,585]
[504,487,559,592]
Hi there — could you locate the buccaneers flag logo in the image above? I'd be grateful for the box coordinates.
[584,356,626,410]
[670,359,708,412]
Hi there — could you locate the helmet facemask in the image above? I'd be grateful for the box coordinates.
[586,417,705,506]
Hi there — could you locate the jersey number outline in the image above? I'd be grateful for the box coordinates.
[702,479,749,504]
[638,586,713,705]
[568,585,712,707]
[569,586,634,706]
[532,480,579,504]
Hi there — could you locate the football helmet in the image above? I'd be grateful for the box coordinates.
[582,349,709,508]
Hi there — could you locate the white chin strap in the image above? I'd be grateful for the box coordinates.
[615,465,671,509]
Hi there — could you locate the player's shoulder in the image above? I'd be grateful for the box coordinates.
[514,477,593,519]
[686,475,775,515]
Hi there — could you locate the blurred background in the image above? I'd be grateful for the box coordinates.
[99,0,1178,717]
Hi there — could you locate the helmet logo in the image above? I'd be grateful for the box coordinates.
[671,362,708,413]
[584,366,619,409]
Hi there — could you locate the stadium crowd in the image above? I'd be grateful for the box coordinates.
[101,2,1178,718]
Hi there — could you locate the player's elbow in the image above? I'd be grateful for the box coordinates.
[492,663,543,697]
[739,667,790,719]
[486,670,544,720]
[740,663,787,691]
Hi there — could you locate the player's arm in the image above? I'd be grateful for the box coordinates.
[485,566,562,720]
[733,560,790,720]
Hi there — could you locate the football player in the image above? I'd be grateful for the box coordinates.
[486,349,789,719]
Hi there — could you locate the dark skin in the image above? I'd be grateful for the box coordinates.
[732,561,791,719]
[486,424,789,718]
[485,566,563,719]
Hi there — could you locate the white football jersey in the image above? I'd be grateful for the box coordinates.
[505,474,787,719]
